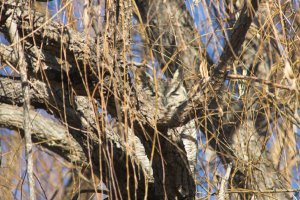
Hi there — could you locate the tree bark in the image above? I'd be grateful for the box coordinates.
[0,0,298,199]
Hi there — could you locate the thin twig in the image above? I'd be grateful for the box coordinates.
[227,188,300,194]
[5,7,35,200]
[226,74,295,91]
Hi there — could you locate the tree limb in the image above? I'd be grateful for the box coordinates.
[5,5,35,199]
[0,103,86,165]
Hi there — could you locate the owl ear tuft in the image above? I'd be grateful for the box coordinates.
[173,69,179,80]
[171,69,181,84]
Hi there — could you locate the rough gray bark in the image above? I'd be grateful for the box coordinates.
[0,103,86,164]
[0,0,298,199]
[0,75,153,198]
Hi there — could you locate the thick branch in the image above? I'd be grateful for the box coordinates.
[0,103,86,164]
[211,0,260,92]
[0,76,154,198]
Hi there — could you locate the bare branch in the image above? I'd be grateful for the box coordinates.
[0,76,154,187]
[0,103,86,164]
[5,6,35,199]
[211,0,260,93]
